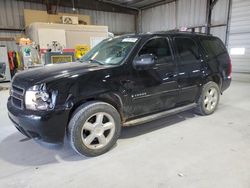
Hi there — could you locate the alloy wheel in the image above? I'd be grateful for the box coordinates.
[203,87,218,112]
[81,112,115,150]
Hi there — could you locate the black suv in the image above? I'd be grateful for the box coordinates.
[7,32,231,156]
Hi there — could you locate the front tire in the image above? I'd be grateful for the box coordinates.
[195,81,220,115]
[68,101,121,157]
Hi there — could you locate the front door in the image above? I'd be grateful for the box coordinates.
[125,37,179,118]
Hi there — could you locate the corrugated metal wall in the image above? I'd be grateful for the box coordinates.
[228,0,250,73]
[0,0,136,51]
[141,0,229,43]
[0,1,47,29]
[176,0,207,28]
[210,0,229,43]
[0,0,47,51]
[56,6,135,34]
[141,0,207,32]
[210,26,227,42]
[141,2,176,32]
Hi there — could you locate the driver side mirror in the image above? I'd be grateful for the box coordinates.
[133,54,156,70]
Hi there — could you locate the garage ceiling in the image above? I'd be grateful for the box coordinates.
[103,0,176,9]
[20,0,176,14]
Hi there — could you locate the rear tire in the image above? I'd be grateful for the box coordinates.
[68,101,121,157]
[195,81,220,115]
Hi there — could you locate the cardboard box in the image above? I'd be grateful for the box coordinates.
[24,9,91,26]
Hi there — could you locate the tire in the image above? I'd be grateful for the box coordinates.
[68,101,121,157]
[195,81,220,116]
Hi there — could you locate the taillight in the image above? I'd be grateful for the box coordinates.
[228,58,232,79]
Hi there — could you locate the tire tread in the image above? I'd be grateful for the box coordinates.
[68,101,121,157]
[195,81,220,116]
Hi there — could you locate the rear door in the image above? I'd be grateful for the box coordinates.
[173,36,204,104]
[199,36,231,91]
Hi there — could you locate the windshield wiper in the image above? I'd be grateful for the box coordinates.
[89,59,105,65]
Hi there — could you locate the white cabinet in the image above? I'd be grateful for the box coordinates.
[26,23,109,50]
[0,46,11,82]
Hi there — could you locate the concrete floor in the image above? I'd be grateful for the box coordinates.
[0,80,250,188]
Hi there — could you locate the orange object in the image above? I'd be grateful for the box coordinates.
[19,38,32,45]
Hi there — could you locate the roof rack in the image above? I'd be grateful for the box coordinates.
[153,29,212,36]
[154,29,179,34]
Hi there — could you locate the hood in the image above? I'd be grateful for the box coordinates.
[13,62,104,86]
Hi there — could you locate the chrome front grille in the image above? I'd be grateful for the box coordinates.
[11,85,25,109]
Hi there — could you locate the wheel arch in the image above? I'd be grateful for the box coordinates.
[205,74,222,91]
[67,92,125,129]
[196,73,222,102]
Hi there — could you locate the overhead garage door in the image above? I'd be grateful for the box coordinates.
[228,0,250,73]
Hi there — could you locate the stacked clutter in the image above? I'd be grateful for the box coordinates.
[8,51,22,77]
[7,37,42,78]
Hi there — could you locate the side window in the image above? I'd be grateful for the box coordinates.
[200,37,226,58]
[138,38,172,64]
[175,37,200,64]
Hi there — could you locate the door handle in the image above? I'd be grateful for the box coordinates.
[165,73,175,78]
[121,80,134,84]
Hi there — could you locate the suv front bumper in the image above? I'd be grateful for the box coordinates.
[7,97,70,143]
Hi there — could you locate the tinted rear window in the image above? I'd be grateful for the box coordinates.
[200,37,226,58]
[175,37,200,64]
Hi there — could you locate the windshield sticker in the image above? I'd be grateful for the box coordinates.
[122,38,138,43]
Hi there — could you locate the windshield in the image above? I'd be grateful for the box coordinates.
[80,37,139,65]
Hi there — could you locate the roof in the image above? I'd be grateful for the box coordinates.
[122,31,212,38]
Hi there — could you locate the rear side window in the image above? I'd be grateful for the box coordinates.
[175,37,200,64]
[139,37,172,64]
[200,37,226,58]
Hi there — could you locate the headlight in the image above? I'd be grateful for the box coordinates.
[25,84,53,110]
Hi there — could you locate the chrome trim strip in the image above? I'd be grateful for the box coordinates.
[132,88,179,100]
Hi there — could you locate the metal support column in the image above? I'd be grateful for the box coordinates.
[225,0,233,47]
[205,0,219,34]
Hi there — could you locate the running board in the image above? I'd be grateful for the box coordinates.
[123,103,197,127]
